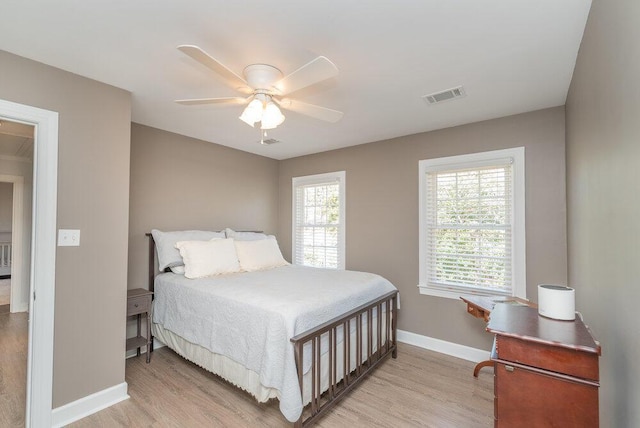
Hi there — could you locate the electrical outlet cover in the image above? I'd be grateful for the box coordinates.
[58,229,80,246]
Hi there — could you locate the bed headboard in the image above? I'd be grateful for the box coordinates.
[145,232,156,293]
[145,230,264,293]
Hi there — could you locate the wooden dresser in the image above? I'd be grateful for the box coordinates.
[487,304,600,427]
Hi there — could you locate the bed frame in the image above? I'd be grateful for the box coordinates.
[145,233,398,427]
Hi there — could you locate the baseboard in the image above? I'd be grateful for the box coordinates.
[51,382,129,427]
[134,331,485,364]
[10,302,28,313]
[397,329,490,363]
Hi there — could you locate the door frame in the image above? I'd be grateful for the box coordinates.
[0,99,58,427]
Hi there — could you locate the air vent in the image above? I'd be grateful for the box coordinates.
[260,138,281,145]
[422,86,466,105]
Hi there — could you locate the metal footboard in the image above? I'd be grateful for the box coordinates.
[290,290,398,427]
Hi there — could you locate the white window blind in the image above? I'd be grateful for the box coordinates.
[292,171,345,269]
[419,148,526,299]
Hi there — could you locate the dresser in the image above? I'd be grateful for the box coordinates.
[487,304,600,427]
[126,288,153,363]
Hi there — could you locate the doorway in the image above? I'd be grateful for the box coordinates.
[0,180,12,313]
[0,119,32,315]
[0,120,34,425]
[0,182,13,311]
[0,99,58,428]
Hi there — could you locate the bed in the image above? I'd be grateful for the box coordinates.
[146,230,398,426]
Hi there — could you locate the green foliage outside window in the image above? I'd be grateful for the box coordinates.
[429,167,511,292]
[301,184,340,268]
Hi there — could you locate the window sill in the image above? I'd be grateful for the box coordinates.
[417,284,514,301]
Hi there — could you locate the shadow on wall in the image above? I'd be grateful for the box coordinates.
[0,182,13,278]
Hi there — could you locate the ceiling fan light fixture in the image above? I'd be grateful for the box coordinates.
[260,101,285,130]
[239,98,264,127]
[178,46,343,133]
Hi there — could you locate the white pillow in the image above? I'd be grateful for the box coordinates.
[169,265,185,275]
[234,237,288,272]
[152,229,225,271]
[175,238,241,279]
[224,228,268,241]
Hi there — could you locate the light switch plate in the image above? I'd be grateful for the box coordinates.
[58,229,80,246]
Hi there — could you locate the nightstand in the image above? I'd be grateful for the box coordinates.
[126,288,153,363]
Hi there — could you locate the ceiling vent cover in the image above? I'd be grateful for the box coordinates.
[260,138,281,145]
[422,86,466,105]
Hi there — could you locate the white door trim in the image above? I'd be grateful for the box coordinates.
[0,99,58,428]
[0,174,25,312]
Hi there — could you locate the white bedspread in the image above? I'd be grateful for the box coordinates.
[152,264,396,422]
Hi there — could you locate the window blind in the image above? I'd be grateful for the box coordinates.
[293,175,343,269]
[425,162,513,294]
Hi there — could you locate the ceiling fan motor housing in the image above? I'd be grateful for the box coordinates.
[243,64,283,94]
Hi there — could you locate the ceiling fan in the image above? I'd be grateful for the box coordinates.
[175,45,344,131]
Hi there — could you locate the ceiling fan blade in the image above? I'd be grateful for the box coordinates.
[178,45,252,94]
[175,97,248,106]
[278,99,344,123]
[274,56,339,95]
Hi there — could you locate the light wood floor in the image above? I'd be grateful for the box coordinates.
[71,343,494,427]
[0,311,27,428]
[0,278,11,306]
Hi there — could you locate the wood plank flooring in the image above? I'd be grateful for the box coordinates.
[0,311,27,428]
[71,343,494,427]
[0,278,11,306]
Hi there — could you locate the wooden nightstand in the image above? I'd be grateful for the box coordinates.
[126,288,153,363]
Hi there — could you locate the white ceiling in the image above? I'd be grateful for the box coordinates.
[0,120,34,160]
[0,1,591,160]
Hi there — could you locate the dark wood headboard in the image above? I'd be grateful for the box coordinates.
[145,233,156,293]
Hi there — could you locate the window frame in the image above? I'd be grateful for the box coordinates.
[292,171,346,270]
[418,148,526,300]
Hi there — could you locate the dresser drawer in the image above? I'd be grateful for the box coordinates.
[127,295,151,316]
[495,361,599,427]
[496,335,599,381]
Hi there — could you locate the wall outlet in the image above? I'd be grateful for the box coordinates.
[58,229,80,247]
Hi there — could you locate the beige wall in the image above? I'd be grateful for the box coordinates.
[0,50,131,407]
[127,123,279,289]
[279,107,567,350]
[566,0,640,425]
[0,182,12,235]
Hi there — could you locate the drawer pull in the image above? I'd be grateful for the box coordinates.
[505,365,515,372]
[134,304,139,308]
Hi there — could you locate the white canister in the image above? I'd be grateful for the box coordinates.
[537,284,576,321]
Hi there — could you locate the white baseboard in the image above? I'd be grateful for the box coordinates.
[51,382,129,427]
[10,302,28,313]
[132,330,485,365]
[397,329,490,363]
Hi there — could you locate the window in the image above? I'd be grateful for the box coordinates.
[418,148,525,299]
[292,171,345,269]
